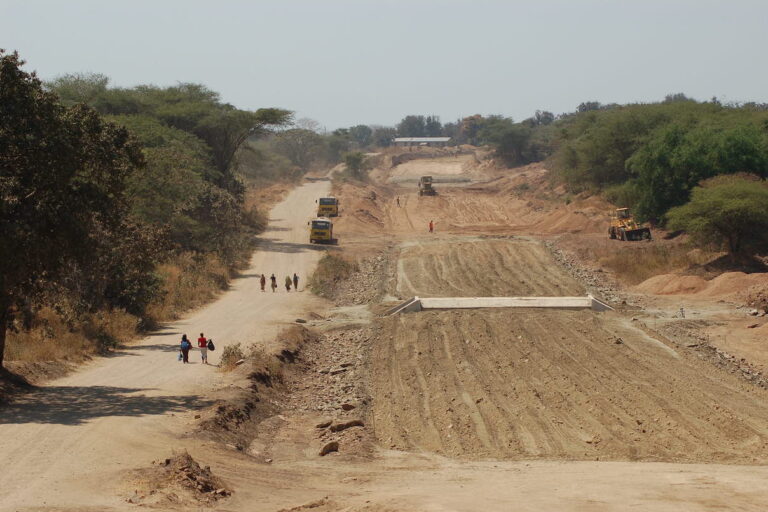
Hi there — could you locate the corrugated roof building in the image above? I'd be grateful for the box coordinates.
[393,137,451,147]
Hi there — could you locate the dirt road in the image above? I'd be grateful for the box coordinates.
[0,179,330,510]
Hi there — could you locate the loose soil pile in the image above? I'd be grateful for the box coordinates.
[124,452,230,507]
[636,271,768,300]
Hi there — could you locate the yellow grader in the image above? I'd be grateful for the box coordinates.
[609,208,652,241]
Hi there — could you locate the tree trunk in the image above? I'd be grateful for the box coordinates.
[0,305,8,368]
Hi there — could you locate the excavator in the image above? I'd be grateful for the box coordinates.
[609,208,652,241]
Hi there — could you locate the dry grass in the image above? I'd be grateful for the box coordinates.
[570,239,718,285]
[308,253,358,298]
[6,307,137,362]
[145,252,230,323]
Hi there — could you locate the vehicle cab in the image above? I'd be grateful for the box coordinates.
[316,197,339,217]
[309,218,334,244]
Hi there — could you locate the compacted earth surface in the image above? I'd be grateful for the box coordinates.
[3,149,768,511]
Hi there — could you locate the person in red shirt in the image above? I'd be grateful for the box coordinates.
[197,332,208,365]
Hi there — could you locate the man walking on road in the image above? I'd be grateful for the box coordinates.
[429,220,434,233]
[197,332,208,365]
[260,274,266,292]
[293,273,299,291]
[270,274,277,292]
[396,196,400,207]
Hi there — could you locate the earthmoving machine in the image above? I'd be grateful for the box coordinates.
[609,208,652,241]
[316,196,339,217]
[418,175,436,196]
[309,218,337,244]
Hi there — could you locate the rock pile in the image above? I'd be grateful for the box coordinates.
[328,253,391,306]
[126,452,230,506]
[544,240,628,306]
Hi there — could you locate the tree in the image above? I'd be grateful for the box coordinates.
[666,176,768,259]
[46,72,109,106]
[371,126,396,147]
[630,123,768,221]
[425,115,442,136]
[478,117,533,166]
[343,152,370,180]
[397,115,426,137]
[534,110,555,125]
[273,128,324,171]
[577,101,602,112]
[0,51,144,366]
[348,124,373,147]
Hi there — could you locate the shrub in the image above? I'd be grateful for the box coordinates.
[667,176,768,259]
[309,254,358,297]
[220,343,245,371]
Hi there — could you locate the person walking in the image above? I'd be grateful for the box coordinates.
[179,334,192,364]
[270,274,277,293]
[260,274,266,292]
[285,275,292,292]
[396,196,400,207]
[197,332,208,365]
[293,273,299,291]
[429,220,434,233]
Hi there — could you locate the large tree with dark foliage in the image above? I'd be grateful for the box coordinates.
[0,51,145,366]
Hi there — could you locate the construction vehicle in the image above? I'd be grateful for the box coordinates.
[418,175,437,196]
[609,208,652,241]
[316,197,339,217]
[309,218,337,244]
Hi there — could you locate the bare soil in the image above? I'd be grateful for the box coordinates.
[5,150,768,511]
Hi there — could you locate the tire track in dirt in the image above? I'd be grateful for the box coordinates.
[370,306,768,462]
[395,238,583,298]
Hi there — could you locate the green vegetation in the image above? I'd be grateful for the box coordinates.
[667,176,768,259]
[0,51,295,367]
[342,152,370,180]
[0,52,146,366]
[552,100,768,220]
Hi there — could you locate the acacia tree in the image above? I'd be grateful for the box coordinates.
[0,51,144,367]
[343,152,370,180]
[666,176,768,260]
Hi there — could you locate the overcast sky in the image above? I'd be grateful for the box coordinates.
[2,0,767,129]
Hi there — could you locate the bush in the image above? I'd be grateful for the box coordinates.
[666,176,768,259]
[309,254,358,297]
[220,343,245,370]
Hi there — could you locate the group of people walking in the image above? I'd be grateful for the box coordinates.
[260,273,300,292]
[179,332,214,364]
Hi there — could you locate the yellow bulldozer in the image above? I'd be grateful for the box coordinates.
[609,208,652,241]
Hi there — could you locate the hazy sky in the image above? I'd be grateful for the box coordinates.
[2,0,767,129]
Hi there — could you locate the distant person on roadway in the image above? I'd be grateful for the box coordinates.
[180,335,192,364]
[197,332,208,365]
[429,220,434,233]
[293,273,299,291]
[285,275,292,292]
[270,274,277,293]
[260,274,266,292]
[396,196,400,207]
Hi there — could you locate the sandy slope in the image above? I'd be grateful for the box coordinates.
[0,179,330,510]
